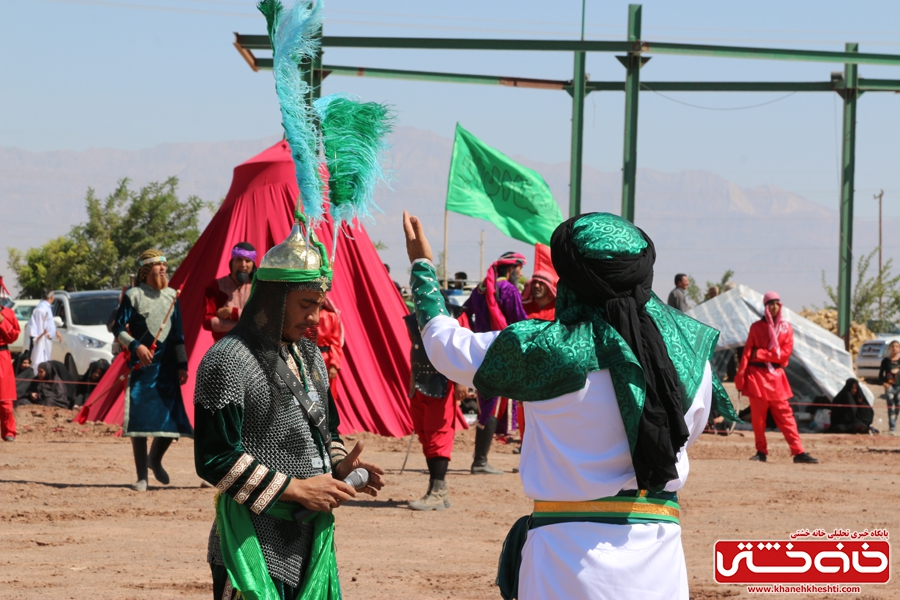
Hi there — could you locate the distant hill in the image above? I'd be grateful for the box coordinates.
[0,127,883,307]
[0,137,278,295]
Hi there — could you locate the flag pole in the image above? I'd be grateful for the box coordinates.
[443,209,449,289]
[480,230,485,280]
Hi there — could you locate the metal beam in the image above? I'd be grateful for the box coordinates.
[233,38,259,73]
[234,33,627,52]
[641,40,900,67]
[859,78,900,92]
[837,43,859,349]
[233,33,900,66]
[320,64,568,90]
[327,36,629,53]
[634,81,833,92]
[569,51,586,218]
[621,5,642,223]
[248,56,900,94]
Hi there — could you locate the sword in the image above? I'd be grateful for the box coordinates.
[399,433,415,475]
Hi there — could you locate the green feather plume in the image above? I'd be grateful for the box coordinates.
[314,95,394,224]
[259,0,325,219]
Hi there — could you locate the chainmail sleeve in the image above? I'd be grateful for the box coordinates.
[194,337,291,513]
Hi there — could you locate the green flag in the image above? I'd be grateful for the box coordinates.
[445,123,564,246]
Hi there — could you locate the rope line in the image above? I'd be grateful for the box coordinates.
[641,84,798,111]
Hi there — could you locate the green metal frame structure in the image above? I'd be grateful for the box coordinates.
[234,4,900,345]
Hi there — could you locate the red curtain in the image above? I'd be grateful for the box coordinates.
[533,242,558,280]
[77,141,413,437]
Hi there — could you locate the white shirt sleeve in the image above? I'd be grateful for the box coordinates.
[420,315,501,388]
[683,362,713,450]
[665,361,713,492]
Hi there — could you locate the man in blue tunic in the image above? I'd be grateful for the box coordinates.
[113,249,192,491]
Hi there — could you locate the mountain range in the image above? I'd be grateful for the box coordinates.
[0,126,884,308]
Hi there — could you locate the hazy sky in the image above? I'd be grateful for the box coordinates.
[2,0,900,304]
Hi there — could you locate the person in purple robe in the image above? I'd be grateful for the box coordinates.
[462,251,528,474]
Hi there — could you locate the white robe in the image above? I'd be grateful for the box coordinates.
[420,314,712,600]
[27,300,56,366]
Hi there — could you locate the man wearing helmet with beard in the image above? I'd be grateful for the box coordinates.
[203,242,257,342]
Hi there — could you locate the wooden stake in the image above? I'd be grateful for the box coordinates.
[443,209,449,289]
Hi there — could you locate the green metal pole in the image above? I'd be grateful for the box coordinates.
[837,43,859,349]
[312,50,323,100]
[620,4,642,223]
[569,51,586,218]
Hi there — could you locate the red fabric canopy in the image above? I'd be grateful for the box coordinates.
[77,141,414,437]
[533,243,558,281]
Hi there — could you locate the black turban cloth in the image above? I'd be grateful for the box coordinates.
[551,214,690,491]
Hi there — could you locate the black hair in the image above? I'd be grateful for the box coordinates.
[497,264,516,278]
[674,273,687,286]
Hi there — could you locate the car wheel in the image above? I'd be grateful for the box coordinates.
[65,354,79,378]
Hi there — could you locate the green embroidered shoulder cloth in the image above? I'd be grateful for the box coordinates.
[468,213,740,453]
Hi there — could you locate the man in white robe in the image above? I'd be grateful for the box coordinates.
[402,211,739,600]
[27,290,61,366]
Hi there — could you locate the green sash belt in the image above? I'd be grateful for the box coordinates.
[215,494,341,600]
[496,491,679,600]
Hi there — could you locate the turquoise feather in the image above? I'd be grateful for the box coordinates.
[314,94,394,224]
[259,0,325,219]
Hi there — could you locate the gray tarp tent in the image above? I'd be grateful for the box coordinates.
[687,285,873,407]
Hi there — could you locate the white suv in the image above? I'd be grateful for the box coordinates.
[8,298,40,355]
[24,290,120,376]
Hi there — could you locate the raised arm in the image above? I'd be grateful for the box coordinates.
[411,260,499,387]
[404,212,499,386]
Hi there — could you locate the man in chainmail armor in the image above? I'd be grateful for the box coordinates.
[194,220,385,600]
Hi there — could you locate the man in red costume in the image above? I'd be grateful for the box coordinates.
[203,242,256,342]
[317,298,344,400]
[521,271,557,321]
[404,312,466,511]
[735,291,818,464]
[0,303,21,441]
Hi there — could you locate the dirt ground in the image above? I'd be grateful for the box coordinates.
[1,384,898,600]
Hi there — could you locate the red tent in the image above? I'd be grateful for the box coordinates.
[77,141,414,437]
[533,243,558,280]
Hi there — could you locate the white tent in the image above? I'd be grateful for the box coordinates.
[687,285,873,406]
